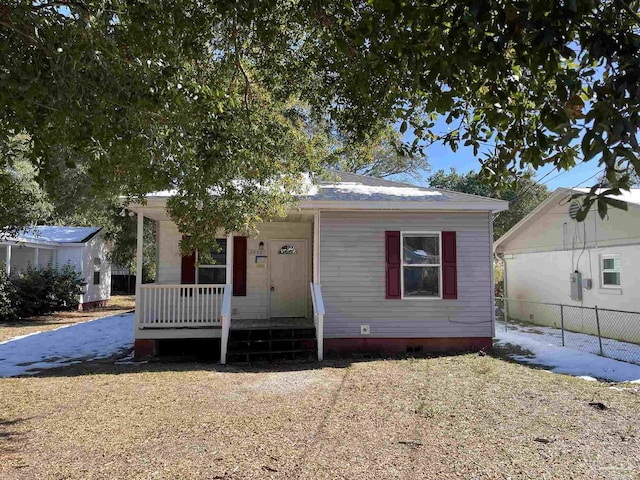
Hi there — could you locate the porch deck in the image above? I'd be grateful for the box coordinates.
[135,282,325,363]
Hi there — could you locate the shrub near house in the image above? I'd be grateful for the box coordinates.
[0,264,85,321]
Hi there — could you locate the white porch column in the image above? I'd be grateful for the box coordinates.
[226,234,233,287]
[135,213,144,327]
[313,211,320,284]
[34,247,39,268]
[5,245,11,276]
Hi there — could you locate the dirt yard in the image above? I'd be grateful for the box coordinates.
[0,295,135,343]
[1,353,638,479]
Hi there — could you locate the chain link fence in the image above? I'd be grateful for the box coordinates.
[496,297,640,365]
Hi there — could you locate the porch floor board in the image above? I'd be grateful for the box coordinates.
[230,317,314,330]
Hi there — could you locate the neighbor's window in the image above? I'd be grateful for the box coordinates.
[197,239,227,284]
[601,254,621,288]
[93,258,101,285]
[402,233,441,298]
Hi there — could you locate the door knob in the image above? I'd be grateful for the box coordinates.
[270,283,275,291]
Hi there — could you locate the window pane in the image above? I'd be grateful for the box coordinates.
[403,235,440,265]
[602,258,615,271]
[603,272,620,286]
[403,266,440,297]
[198,267,226,284]
[201,239,227,266]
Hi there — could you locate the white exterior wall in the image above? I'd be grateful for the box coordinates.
[37,249,54,267]
[504,246,640,343]
[81,234,111,304]
[6,246,35,272]
[55,246,84,272]
[156,220,312,320]
[498,195,640,343]
[0,245,55,272]
[319,211,493,339]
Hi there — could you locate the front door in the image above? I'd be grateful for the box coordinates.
[269,240,308,318]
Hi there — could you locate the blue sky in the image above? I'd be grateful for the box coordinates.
[407,118,602,191]
[422,141,602,190]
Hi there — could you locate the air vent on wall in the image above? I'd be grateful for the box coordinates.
[568,201,580,219]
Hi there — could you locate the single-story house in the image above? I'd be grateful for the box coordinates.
[494,187,640,342]
[0,226,111,309]
[128,172,508,362]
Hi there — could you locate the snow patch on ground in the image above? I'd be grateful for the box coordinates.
[495,320,640,365]
[320,182,441,197]
[495,322,640,383]
[0,313,134,377]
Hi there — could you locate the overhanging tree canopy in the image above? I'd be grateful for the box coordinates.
[2,1,639,251]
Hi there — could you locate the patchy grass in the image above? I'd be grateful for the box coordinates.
[0,295,135,343]
[1,353,639,479]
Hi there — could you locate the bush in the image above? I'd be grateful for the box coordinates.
[1,264,86,321]
[0,267,18,322]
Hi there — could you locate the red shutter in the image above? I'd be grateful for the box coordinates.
[180,239,196,285]
[442,231,457,299]
[385,231,401,299]
[233,236,247,296]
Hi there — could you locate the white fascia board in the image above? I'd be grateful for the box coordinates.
[0,238,60,248]
[129,197,509,214]
[297,199,509,212]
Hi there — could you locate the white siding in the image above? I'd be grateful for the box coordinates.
[319,211,493,339]
[81,234,111,303]
[497,198,640,255]
[505,247,640,314]
[55,246,83,272]
[6,245,35,271]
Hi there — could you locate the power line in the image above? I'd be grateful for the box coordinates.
[569,168,606,189]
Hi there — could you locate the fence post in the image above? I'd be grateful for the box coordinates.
[505,298,509,332]
[560,304,565,347]
[595,305,604,356]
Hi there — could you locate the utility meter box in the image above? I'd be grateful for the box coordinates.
[582,278,593,290]
[570,271,583,301]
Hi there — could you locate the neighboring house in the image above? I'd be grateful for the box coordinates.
[127,172,508,362]
[494,188,640,342]
[0,226,111,310]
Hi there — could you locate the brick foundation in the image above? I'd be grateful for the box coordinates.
[324,337,492,356]
[78,299,109,311]
[134,339,157,359]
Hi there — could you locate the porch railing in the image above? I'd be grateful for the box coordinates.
[220,284,232,364]
[138,284,226,328]
[310,283,325,361]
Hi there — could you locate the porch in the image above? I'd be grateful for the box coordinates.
[1,243,56,275]
[132,208,325,363]
[135,282,323,363]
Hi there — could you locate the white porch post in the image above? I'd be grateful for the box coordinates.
[5,245,11,276]
[226,234,233,287]
[313,211,320,284]
[135,213,144,327]
[34,247,39,268]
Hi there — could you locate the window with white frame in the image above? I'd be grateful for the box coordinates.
[600,254,621,288]
[402,232,441,298]
[93,257,101,285]
[197,239,227,284]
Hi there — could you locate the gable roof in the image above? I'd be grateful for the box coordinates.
[494,187,640,252]
[140,171,508,212]
[573,187,640,206]
[9,226,102,246]
[306,171,502,205]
